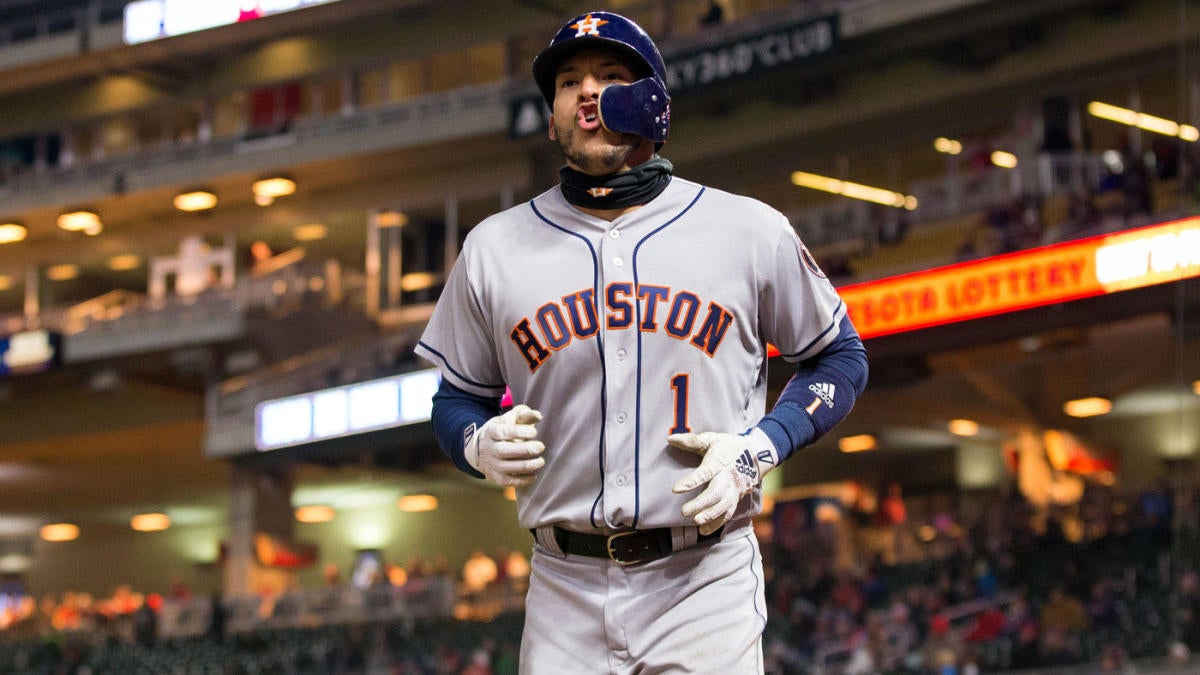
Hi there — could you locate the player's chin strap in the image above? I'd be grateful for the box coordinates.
[598,77,670,143]
[559,156,673,209]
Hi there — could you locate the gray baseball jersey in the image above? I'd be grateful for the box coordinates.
[415,176,849,533]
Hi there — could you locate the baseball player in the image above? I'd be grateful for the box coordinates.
[415,10,868,673]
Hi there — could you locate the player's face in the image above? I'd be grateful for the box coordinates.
[549,49,652,175]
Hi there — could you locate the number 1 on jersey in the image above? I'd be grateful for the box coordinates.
[669,373,691,434]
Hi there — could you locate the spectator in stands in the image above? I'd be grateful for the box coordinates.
[967,139,995,188]
[1138,479,1173,541]
[963,603,1006,643]
[921,612,962,674]
[133,594,158,647]
[51,592,84,631]
[322,561,342,587]
[1097,643,1136,673]
[247,240,274,274]
[1086,578,1120,633]
[1121,155,1154,219]
[1039,585,1088,664]
[107,584,140,616]
[462,638,497,675]
[700,1,725,26]
[829,569,867,616]
[167,572,193,601]
[878,481,908,563]
[1168,640,1192,667]
[206,592,227,643]
[494,639,520,675]
[1151,136,1180,180]
[1008,613,1042,670]
[386,561,409,587]
[1177,570,1200,651]
[405,552,430,580]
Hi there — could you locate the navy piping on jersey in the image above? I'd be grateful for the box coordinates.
[528,198,610,529]
[629,185,705,529]
[778,300,847,360]
[414,340,506,391]
[745,533,769,629]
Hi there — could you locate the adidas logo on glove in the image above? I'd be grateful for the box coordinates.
[734,449,758,481]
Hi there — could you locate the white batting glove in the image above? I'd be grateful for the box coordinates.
[464,404,546,487]
[669,428,778,535]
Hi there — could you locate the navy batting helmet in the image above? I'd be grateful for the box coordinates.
[533,11,670,144]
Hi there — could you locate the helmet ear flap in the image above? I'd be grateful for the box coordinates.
[598,78,670,144]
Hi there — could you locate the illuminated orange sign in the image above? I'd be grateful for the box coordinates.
[838,216,1200,339]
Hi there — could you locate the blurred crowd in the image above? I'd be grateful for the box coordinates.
[759,477,1200,674]
[3,477,1200,674]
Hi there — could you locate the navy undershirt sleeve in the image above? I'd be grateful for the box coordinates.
[756,315,869,460]
[430,379,502,478]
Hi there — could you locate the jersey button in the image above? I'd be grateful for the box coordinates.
[617,412,627,423]
[614,474,627,486]
[609,229,620,239]
[616,348,627,360]
[613,257,623,267]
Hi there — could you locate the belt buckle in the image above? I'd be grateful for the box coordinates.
[605,530,644,566]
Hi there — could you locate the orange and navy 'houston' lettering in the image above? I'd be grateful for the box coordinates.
[606,284,633,329]
[637,285,669,331]
[511,318,551,371]
[690,299,733,355]
[510,284,734,371]
[563,289,599,338]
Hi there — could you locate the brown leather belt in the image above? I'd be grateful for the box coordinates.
[539,525,724,565]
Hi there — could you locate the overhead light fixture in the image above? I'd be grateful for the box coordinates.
[791,171,918,210]
[934,137,962,155]
[0,275,13,291]
[295,504,335,523]
[252,176,296,205]
[107,254,141,271]
[174,188,218,212]
[1087,101,1200,142]
[838,434,877,453]
[0,553,30,574]
[375,210,408,228]
[398,494,438,512]
[130,512,171,532]
[292,223,328,241]
[0,223,26,244]
[1193,379,1200,396]
[45,264,80,281]
[57,209,101,232]
[400,271,438,292]
[40,523,80,542]
[990,151,1018,169]
[1064,396,1112,418]
[948,419,980,436]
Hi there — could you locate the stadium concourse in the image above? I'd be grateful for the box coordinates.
[1,0,1200,673]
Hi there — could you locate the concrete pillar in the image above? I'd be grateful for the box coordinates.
[223,463,297,598]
